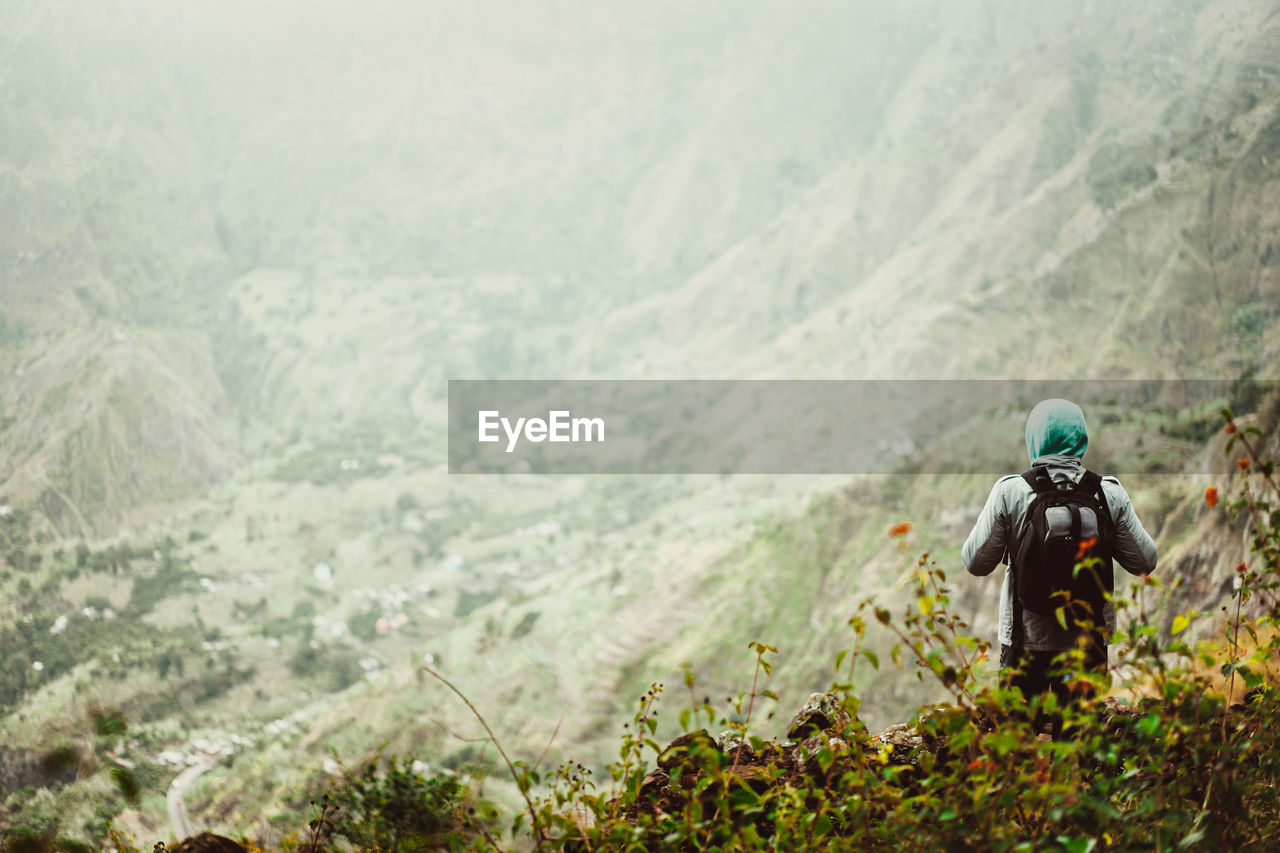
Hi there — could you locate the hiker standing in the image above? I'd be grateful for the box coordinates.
[962,398,1158,720]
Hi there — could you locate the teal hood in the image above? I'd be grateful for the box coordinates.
[1025,398,1089,464]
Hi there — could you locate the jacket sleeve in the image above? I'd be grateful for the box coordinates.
[963,477,1014,577]
[1103,477,1159,576]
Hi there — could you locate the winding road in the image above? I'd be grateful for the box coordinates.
[167,759,214,840]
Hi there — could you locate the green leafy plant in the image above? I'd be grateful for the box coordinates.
[316,758,489,852]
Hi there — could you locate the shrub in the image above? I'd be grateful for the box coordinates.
[316,756,493,851]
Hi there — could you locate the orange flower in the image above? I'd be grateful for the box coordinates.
[1237,458,1251,471]
[887,522,913,537]
[1075,537,1098,560]
[1205,486,1220,508]
[1225,422,1237,434]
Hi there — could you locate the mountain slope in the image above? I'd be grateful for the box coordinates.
[591,0,1280,380]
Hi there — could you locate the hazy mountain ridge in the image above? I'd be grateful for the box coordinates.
[3,0,937,533]
[593,0,1280,380]
[6,0,1277,531]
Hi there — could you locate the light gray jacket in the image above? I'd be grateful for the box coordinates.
[962,454,1159,650]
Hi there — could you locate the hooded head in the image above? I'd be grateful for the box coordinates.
[1024,398,1089,464]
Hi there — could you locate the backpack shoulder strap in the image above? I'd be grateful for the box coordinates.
[1080,470,1113,528]
[1020,467,1054,494]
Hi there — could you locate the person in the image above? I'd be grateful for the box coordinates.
[962,398,1158,728]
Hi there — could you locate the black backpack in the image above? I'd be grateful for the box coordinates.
[1012,468,1115,628]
